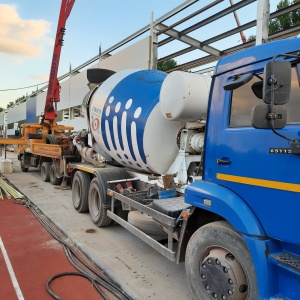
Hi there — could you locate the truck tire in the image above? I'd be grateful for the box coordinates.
[41,162,51,182]
[88,168,131,227]
[128,211,167,241]
[88,177,112,227]
[49,164,63,185]
[185,221,258,300]
[20,155,28,172]
[46,134,59,144]
[72,171,91,213]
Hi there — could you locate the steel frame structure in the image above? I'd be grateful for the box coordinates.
[37,0,300,93]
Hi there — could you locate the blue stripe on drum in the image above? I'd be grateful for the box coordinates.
[101,70,166,165]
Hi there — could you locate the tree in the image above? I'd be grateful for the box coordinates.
[247,0,300,40]
[157,59,177,71]
[269,0,300,34]
[247,35,256,42]
[0,107,3,113]
[291,0,300,25]
[30,90,38,97]
[15,95,26,105]
[7,101,14,109]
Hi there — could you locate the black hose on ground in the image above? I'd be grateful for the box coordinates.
[46,271,109,300]
[14,197,131,300]
[63,245,127,299]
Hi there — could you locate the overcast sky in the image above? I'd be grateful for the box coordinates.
[0,0,277,109]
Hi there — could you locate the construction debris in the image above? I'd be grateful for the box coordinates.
[0,177,24,200]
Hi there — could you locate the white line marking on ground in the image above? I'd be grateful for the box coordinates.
[0,236,24,300]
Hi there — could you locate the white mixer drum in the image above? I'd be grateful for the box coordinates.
[160,71,211,122]
[89,69,181,175]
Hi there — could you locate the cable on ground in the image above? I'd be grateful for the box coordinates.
[11,194,131,300]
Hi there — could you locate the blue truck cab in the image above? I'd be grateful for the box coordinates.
[185,38,300,299]
[72,36,300,300]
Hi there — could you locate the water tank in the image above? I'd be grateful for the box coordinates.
[160,71,211,122]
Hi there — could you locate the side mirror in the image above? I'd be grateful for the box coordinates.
[224,73,253,90]
[15,130,20,137]
[251,104,287,129]
[263,61,291,105]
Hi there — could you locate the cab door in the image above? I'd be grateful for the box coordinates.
[204,63,300,245]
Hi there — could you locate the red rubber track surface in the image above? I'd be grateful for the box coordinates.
[0,197,103,300]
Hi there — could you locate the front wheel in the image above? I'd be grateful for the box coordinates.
[185,221,258,300]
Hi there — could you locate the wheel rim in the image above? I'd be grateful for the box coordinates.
[199,246,248,300]
[90,186,100,218]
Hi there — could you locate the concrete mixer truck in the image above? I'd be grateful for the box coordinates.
[68,37,300,300]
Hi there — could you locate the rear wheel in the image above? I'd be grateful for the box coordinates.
[41,162,51,182]
[88,168,130,227]
[185,221,258,300]
[49,164,63,185]
[72,171,91,213]
[88,178,112,227]
[20,155,28,172]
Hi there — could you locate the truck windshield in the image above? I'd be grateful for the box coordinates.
[229,66,300,127]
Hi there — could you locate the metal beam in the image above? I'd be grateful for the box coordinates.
[107,211,176,262]
[158,19,256,63]
[270,2,300,19]
[158,0,224,35]
[158,0,256,47]
[164,41,257,72]
[269,25,300,40]
[158,3,300,65]
[156,23,221,56]
[158,46,195,63]
[204,20,256,45]
[164,21,300,73]
[65,0,199,74]
[34,1,300,95]
[36,0,199,93]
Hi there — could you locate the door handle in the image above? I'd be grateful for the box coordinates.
[216,158,231,165]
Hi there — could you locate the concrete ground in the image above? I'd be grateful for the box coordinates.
[2,151,195,300]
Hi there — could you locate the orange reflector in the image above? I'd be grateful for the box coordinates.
[108,191,114,197]
[181,211,189,219]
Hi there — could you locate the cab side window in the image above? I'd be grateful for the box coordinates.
[229,67,300,127]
